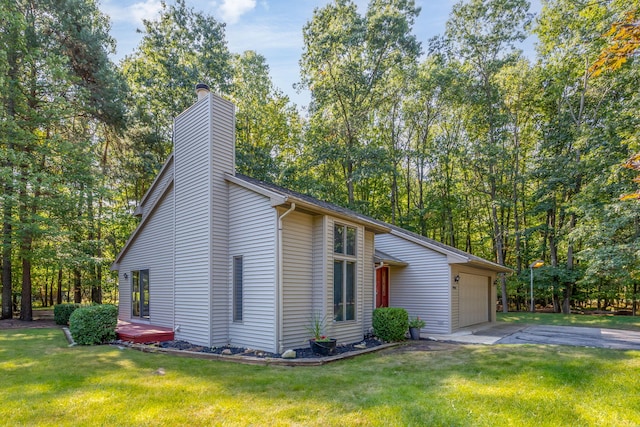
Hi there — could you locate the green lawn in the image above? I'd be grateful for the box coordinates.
[1,328,639,426]
[498,311,640,330]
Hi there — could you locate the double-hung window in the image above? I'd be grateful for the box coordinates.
[333,224,356,321]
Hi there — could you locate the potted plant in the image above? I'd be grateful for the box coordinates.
[307,312,337,356]
[408,316,425,340]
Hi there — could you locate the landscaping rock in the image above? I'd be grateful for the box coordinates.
[282,349,296,359]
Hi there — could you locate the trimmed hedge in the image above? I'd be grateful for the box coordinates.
[69,304,118,345]
[372,307,409,342]
[53,304,80,325]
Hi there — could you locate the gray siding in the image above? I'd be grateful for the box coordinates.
[311,216,325,313]
[228,184,277,352]
[138,156,174,220]
[281,211,315,349]
[362,230,375,332]
[376,233,451,334]
[117,186,175,328]
[173,95,212,346]
[210,96,235,346]
[173,93,235,347]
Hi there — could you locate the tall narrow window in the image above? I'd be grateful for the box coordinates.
[233,256,243,322]
[131,269,149,319]
[333,224,356,321]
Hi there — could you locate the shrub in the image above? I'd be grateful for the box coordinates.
[372,307,409,342]
[54,304,80,325]
[69,304,118,345]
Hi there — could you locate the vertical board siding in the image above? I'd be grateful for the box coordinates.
[228,183,277,352]
[173,96,212,346]
[376,234,451,334]
[281,211,315,349]
[210,96,235,346]
[118,186,175,328]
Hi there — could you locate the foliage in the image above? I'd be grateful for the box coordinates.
[120,0,231,196]
[53,304,80,325]
[372,307,409,342]
[0,0,127,320]
[591,8,640,76]
[408,316,426,329]
[306,312,330,341]
[2,328,640,426]
[68,304,118,345]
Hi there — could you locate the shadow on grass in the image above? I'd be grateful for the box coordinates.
[1,328,639,426]
[497,311,640,331]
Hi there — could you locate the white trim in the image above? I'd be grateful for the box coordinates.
[134,154,174,216]
[112,181,174,269]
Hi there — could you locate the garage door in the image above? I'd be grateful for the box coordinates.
[458,273,489,327]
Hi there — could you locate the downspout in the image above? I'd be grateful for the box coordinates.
[277,202,295,353]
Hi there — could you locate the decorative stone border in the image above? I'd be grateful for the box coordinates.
[112,341,401,366]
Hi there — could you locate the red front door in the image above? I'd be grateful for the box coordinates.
[376,266,389,308]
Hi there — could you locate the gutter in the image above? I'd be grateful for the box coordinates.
[277,202,295,353]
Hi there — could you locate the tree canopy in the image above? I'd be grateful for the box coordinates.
[1,0,638,317]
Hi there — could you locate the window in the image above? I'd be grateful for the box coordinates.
[333,224,356,321]
[233,256,243,322]
[131,269,149,319]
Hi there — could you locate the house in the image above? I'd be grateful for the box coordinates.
[111,85,510,353]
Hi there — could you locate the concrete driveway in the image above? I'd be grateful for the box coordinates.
[428,323,640,350]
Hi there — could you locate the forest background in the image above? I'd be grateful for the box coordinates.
[1,0,639,321]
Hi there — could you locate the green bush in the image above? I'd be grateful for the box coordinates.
[372,307,409,342]
[53,304,80,325]
[69,304,118,345]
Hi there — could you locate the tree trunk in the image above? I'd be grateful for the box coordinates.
[20,254,32,321]
[1,22,19,320]
[56,267,63,305]
[73,269,82,303]
[1,209,12,319]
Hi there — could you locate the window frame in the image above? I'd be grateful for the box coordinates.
[333,223,357,322]
[131,269,149,319]
[233,256,243,322]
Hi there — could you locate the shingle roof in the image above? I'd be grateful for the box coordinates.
[232,174,512,273]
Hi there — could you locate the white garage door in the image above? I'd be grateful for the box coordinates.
[458,273,489,327]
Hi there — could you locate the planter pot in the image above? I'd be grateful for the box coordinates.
[409,327,421,340]
[309,338,337,356]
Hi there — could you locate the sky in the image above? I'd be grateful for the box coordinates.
[99,0,540,109]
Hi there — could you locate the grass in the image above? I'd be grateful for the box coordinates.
[1,328,639,426]
[498,311,640,331]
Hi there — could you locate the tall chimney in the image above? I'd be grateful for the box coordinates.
[195,83,210,101]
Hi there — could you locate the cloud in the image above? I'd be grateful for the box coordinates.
[217,0,256,24]
[102,0,163,25]
[128,0,163,24]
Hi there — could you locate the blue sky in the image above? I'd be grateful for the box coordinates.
[99,0,539,109]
